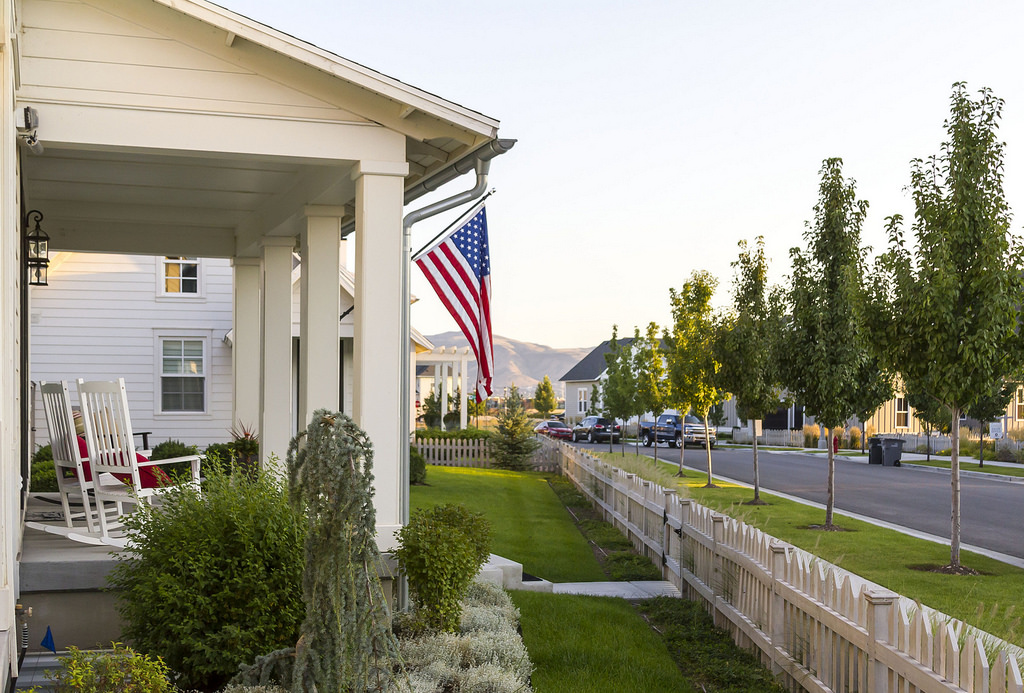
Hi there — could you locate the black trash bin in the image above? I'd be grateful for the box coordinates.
[868,436,883,464]
[881,438,904,467]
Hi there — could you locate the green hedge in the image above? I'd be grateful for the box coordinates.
[414,428,491,441]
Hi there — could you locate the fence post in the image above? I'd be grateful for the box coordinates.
[662,489,676,575]
[769,542,788,675]
[866,588,898,693]
[712,514,726,628]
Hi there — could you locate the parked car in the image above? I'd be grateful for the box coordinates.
[534,420,572,439]
[638,414,716,448]
[572,416,621,443]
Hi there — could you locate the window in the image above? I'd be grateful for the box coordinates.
[578,388,588,414]
[1016,387,1024,420]
[161,338,205,412]
[163,257,198,294]
[895,396,909,429]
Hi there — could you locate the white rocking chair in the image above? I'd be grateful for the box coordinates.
[77,378,202,547]
[26,380,104,542]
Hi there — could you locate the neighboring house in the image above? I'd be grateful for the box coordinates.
[559,339,632,425]
[0,0,510,681]
[30,251,433,448]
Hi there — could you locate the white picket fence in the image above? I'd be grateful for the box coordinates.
[549,437,1024,693]
[413,436,560,473]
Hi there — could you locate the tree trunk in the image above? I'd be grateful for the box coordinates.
[677,414,686,475]
[703,414,715,488]
[979,432,985,468]
[825,426,835,528]
[950,410,961,568]
[752,419,761,502]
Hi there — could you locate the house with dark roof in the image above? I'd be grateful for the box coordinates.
[559,339,634,425]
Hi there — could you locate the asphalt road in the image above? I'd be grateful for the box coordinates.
[574,441,1024,561]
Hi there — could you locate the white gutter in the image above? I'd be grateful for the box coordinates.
[396,139,514,607]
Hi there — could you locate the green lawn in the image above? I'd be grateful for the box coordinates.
[511,592,695,693]
[902,457,1024,478]
[411,466,605,582]
[591,451,1024,645]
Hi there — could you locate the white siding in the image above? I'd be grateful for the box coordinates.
[29,252,234,449]
[19,0,369,125]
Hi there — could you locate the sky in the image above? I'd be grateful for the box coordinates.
[227,0,1024,350]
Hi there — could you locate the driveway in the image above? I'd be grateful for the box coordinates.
[574,441,1024,562]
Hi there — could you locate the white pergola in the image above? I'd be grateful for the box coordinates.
[417,346,473,431]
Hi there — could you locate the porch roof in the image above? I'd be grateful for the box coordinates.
[17,0,503,259]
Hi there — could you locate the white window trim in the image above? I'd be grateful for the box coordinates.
[578,388,588,414]
[153,330,212,417]
[894,395,909,429]
[155,256,206,301]
[1016,387,1024,421]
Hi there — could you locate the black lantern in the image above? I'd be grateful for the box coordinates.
[25,210,49,286]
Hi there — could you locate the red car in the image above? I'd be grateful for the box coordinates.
[534,420,573,440]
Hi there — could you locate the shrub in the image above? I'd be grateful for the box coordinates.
[30,444,57,492]
[108,462,305,691]
[802,424,820,448]
[149,439,200,480]
[46,643,173,693]
[400,581,532,692]
[395,503,492,633]
[410,445,427,485]
[849,426,862,450]
[414,428,490,441]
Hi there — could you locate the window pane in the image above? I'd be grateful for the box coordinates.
[181,278,198,293]
[163,358,182,374]
[163,341,183,357]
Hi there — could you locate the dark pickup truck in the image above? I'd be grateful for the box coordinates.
[638,414,716,449]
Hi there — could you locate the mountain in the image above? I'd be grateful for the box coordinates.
[424,332,592,399]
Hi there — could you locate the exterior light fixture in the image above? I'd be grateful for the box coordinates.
[25,210,49,286]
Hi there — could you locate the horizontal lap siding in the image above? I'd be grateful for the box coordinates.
[30,253,234,449]
[20,0,366,123]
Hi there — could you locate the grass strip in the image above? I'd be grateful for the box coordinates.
[902,458,1024,478]
[639,597,787,693]
[411,466,606,582]
[510,592,697,693]
[591,451,1024,645]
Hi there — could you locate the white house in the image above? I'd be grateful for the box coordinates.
[29,251,436,450]
[0,0,510,685]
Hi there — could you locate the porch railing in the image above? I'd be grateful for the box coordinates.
[548,436,1024,693]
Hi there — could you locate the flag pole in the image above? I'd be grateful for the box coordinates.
[412,189,496,262]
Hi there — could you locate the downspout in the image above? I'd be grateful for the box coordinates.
[397,138,514,606]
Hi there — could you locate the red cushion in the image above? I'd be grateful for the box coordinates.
[75,436,171,489]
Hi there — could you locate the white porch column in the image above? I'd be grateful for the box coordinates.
[298,207,342,429]
[231,258,261,431]
[352,160,408,550]
[259,237,295,469]
[460,350,469,430]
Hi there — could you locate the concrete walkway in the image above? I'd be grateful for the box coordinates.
[478,553,681,599]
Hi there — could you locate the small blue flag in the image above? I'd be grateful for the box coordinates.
[40,626,55,654]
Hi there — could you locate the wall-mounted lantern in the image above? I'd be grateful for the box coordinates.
[25,210,49,286]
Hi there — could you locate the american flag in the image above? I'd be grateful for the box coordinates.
[415,200,493,401]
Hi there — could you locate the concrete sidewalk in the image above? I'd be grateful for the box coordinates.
[478,554,680,599]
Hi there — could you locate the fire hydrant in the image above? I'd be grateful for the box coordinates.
[832,435,839,454]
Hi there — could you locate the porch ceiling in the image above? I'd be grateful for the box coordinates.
[21,145,356,259]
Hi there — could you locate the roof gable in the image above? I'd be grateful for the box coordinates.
[560,338,636,383]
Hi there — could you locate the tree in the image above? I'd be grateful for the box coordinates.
[967,381,1015,468]
[633,323,666,463]
[870,84,1024,570]
[782,157,872,530]
[601,326,637,454]
[491,385,541,470]
[666,270,729,488]
[716,237,787,503]
[534,376,557,418]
